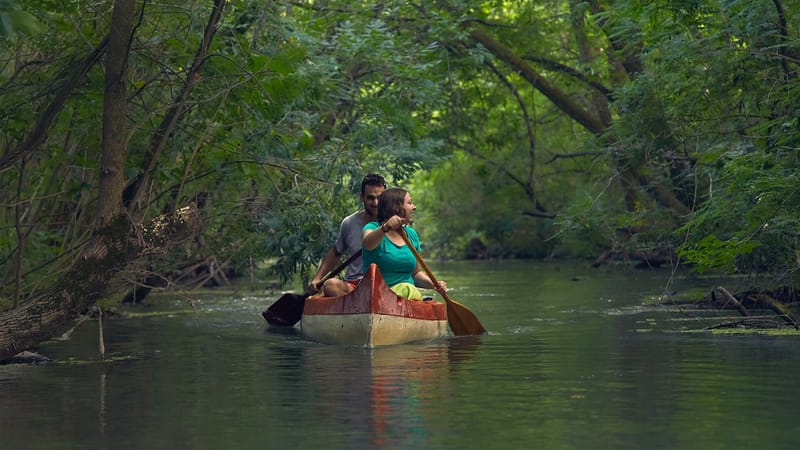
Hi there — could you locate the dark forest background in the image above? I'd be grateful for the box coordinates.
[2,0,800,357]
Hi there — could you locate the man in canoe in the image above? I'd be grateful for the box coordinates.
[308,173,387,297]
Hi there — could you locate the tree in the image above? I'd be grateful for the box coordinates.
[0,0,223,360]
[4,0,800,359]
[0,0,458,358]
[404,0,800,278]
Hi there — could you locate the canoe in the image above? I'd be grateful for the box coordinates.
[300,264,449,347]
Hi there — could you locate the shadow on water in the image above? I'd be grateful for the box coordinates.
[263,323,302,336]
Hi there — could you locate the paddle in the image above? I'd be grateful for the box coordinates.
[261,250,362,327]
[399,228,486,336]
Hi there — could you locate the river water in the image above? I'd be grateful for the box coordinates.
[1,260,799,449]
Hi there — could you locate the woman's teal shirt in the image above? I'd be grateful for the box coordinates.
[361,223,421,286]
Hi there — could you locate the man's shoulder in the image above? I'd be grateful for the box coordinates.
[335,210,365,250]
[341,210,364,226]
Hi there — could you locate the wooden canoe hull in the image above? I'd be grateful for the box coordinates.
[301,264,448,347]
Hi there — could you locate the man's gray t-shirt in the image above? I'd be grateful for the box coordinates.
[335,210,366,281]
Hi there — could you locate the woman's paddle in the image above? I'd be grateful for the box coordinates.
[261,250,362,327]
[399,228,486,336]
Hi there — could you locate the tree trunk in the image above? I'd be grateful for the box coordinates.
[0,0,205,362]
[0,0,225,361]
[97,0,136,225]
[0,0,138,362]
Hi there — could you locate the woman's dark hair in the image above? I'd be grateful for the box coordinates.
[377,188,408,222]
[361,174,386,195]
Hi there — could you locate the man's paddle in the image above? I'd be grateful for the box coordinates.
[261,250,362,327]
[399,228,486,336]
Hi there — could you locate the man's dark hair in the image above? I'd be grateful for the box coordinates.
[361,174,387,195]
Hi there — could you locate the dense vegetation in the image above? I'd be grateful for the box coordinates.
[2,0,800,355]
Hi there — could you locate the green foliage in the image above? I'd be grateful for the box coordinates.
[589,0,800,278]
[677,234,759,273]
[677,151,800,275]
[0,0,43,38]
[554,193,617,259]
[6,0,800,309]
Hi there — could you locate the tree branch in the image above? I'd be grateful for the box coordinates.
[0,38,109,173]
[124,0,227,212]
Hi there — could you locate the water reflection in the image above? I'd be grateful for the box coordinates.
[293,337,482,448]
[445,336,482,370]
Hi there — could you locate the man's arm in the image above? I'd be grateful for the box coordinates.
[308,246,342,293]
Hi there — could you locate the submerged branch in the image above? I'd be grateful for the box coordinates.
[714,286,750,317]
[704,316,787,330]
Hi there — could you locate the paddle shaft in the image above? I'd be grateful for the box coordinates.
[398,230,446,298]
[398,228,486,335]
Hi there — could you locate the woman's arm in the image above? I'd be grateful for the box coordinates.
[412,266,447,292]
[362,215,405,250]
[362,224,386,250]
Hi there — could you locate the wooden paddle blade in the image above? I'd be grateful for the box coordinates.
[262,249,360,326]
[445,298,486,336]
[396,228,486,336]
[261,293,308,327]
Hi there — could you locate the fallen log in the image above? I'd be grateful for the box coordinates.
[0,204,201,362]
[745,293,799,329]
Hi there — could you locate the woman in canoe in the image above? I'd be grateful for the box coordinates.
[361,188,447,300]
